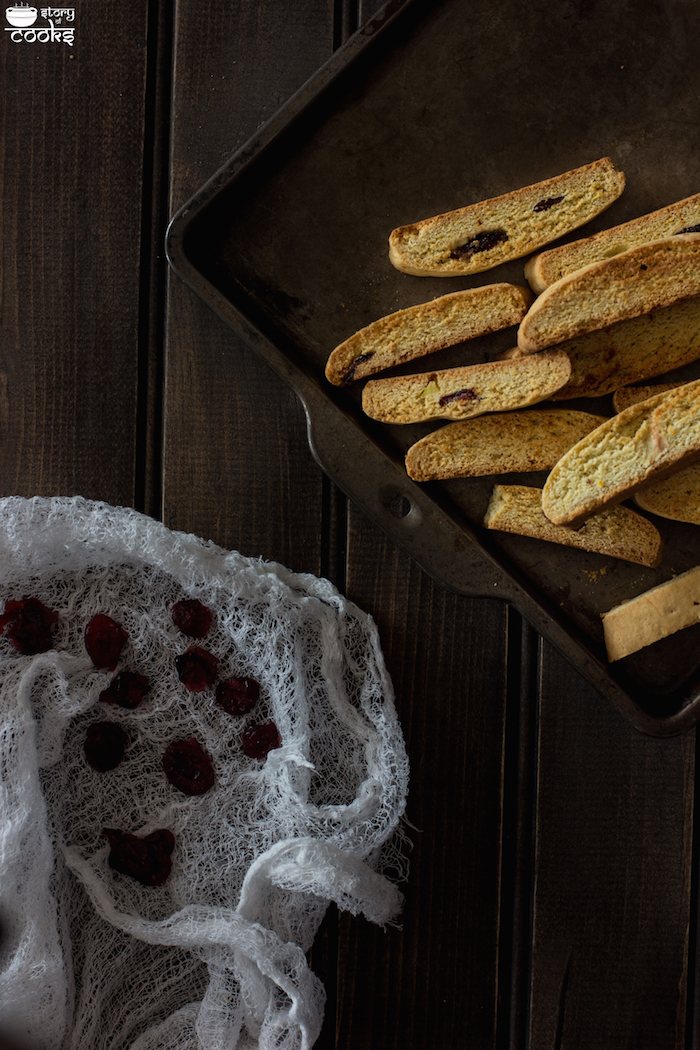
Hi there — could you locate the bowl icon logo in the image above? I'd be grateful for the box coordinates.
[6,5,38,26]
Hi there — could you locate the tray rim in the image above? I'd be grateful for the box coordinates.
[164,0,700,737]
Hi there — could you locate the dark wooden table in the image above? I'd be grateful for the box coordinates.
[2,2,697,1047]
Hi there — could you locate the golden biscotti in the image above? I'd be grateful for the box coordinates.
[609,382,700,525]
[541,378,700,526]
[484,484,663,568]
[405,409,606,481]
[602,564,700,661]
[361,349,571,424]
[525,191,700,293]
[324,284,533,386]
[388,158,625,277]
[517,234,700,353]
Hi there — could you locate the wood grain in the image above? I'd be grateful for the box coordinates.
[330,506,510,1049]
[0,2,152,504]
[163,1,334,569]
[529,643,695,1049]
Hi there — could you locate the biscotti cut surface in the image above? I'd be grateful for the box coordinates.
[405,409,605,480]
[361,349,571,424]
[547,297,700,400]
[525,191,700,293]
[388,158,625,277]
[541,378,700,526]
[517,233,700,353]
[324,284,533,386]
[602,564,700,661]
[484,484,663,568]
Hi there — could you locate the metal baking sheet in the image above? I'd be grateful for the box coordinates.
[166,0,700,736]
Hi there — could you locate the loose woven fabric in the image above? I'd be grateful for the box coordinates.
[0,497,409,1050]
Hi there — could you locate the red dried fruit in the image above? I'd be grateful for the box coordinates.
[162,736,215,795]
[84,722,130,771]
[172,599,212,639]
[99,671,151,709]
[85,614,129,671]
[175,645,218,692]
[0,596,59,655]
[341,352,374,385]
[101,827,175,887]
[241,721,281,760]
[533,195,565,212]
[215,676,260,716]
[438,388,479,407]
[450,228,508,260]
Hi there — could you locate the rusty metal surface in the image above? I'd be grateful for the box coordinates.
[166,0,700,734]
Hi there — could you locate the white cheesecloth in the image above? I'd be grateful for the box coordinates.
[0,496,409,1050]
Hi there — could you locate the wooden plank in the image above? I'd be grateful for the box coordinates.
[527,642,695,1048]
[0,1,152,505]
[162,0,335,568]
[326,505,510,1049]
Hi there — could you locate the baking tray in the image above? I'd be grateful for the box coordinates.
[165,0,700,736]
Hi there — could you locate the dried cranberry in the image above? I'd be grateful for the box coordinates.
[450,229,507,260]
[533,195,564,212]
[439,388,479,407]
[99,671,151,710]
[341,352,374,385]
[172,599,212,639]
[0,596,59,655]
[85,614,128,671]
[216,676,260,716]
[162,736,215,795]
[84,722,130,771]
[175,645,218,692]
[241,722,281,760]
[101,828,175,887]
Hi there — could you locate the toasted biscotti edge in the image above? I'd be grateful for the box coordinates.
[517,233,700,353]
[602,564,700,661]
[388,158,625,277]
[325,284,533,386]
[612,381,685,413]
[524,191,700,293]
[484,484,663,568]
[405,409,606,480]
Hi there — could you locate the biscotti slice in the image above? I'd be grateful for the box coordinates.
[546,297,700,400]
[517,233,700,353]
[602,564,700,661]
[610,382,700,524]
[525,191,700,293]
[484,484,663,568]
[541,378,700,526]
[324,284,533,386]
[362,349,571,424]
[612,381,684,413]
[633,463,700,525]
[388,158,625,277]
[405,409,605,480]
